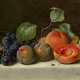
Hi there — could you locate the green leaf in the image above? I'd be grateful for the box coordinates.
[16,22,37,43]
[50,7,64,22]
[59,23,70,32]
[59,23,75,38]
[23,25,37,41]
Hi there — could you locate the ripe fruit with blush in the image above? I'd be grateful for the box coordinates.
[17,45,36,65]
[54,44,80,64]
[46,31,69,49]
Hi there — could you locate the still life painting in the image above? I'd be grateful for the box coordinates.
[0,0,80,80]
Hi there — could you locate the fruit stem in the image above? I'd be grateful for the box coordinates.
[41,22,52,37]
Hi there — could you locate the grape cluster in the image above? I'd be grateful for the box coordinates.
[1,32,18,65]
[0,45,3,63]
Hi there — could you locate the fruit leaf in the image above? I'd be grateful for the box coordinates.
[16,22,37,43]
[50,7,64,22]
[59,23,75,38]
[23,25,37,41]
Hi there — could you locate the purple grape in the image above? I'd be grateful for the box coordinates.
[1,32,18,65]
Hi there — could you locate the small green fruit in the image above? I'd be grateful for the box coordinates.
[17,45,36,65]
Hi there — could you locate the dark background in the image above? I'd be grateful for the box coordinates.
[0,0,80,35]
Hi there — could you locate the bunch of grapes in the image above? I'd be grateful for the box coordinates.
[1,32,18,65]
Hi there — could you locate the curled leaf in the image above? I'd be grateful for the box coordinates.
[50,7,64,22]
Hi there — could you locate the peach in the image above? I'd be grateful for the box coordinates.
[46,31,69,49]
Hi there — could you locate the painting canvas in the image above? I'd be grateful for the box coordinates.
[0,0,80,80]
